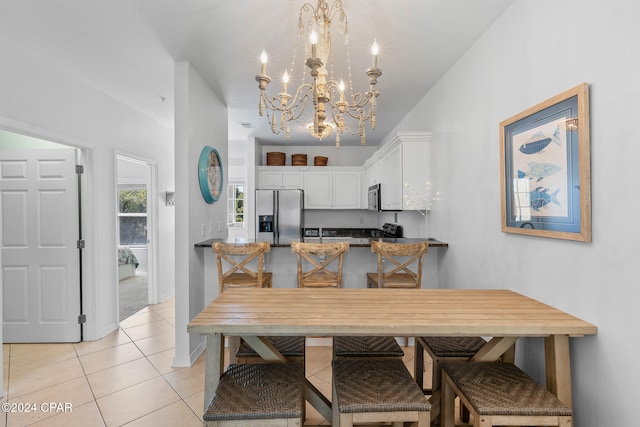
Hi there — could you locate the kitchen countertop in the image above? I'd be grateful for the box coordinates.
[194,237,448,248]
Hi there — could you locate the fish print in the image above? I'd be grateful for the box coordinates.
[518,126,561,155]
[517,162,562,182]
[530,187,560,211]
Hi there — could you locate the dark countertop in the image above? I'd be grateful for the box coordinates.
[194,237,448,248]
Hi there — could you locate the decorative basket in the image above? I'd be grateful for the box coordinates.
[266,152,286,166]
[314,156,328,166]
[292,154,308,166]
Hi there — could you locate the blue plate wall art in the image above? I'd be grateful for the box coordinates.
[198,146,224,204]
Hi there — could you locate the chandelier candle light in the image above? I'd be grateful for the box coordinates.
[404,182,440,238]
[255,0,382,147]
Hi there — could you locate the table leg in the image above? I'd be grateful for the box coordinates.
[544,334,572,408]
[227,336,240,364]
[414,339,425,391]
[470,336,519,362]
[305,378,332,423]
[241,335,288,363]
[203,333,224,414]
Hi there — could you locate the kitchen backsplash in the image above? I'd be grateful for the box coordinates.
[303,209,430,238]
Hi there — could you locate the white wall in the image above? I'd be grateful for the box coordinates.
[173,62,229,367]
[390,0,638,425]
[0,35,175,343]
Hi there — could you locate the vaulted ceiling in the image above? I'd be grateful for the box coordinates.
[0,0,513,146]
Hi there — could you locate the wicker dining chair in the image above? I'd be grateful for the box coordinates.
[332,358,430,427]
[204,362,305,426]
[441,362,572,427]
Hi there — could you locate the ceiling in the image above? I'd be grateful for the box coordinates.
[0,0,513,147]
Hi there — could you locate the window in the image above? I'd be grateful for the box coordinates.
[228,183,245,228]
[118,185,147,246]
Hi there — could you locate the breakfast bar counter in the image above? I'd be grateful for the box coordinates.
[195,237,448,303]
[193,236,449,249]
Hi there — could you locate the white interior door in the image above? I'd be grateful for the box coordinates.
[1,148,81,342]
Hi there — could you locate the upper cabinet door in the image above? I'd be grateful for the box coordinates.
[380,146,403,210]
[304,171,333,208]
[258,167,303,189]
[333,170,362,209]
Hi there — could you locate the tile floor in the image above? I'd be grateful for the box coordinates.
[1,297,434,427]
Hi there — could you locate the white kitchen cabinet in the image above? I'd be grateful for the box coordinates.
[257,167,304,189]
[363,132,432,211]
[367,158,381,186]
[333,170,362,209]
[304,168,362,209]
[379,145,403,210]
[304,170,332,208]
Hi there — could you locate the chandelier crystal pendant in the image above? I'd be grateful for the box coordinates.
[255,0,382,147]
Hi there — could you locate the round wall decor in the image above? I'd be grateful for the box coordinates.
[198,146,223,204]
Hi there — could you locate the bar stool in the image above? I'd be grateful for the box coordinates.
[291,241,349,288]
[370,240,428,349]
[290,241,400,362]
[214,241,303,364]
[367,241,429,289]
[213,241,272,291]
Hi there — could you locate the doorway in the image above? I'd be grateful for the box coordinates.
[115,155,157,321]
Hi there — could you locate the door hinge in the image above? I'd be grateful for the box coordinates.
[78,314,87,324]
[77,239,85,249]
[76,165,84,174]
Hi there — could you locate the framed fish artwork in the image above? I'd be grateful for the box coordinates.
[500,83,591,242]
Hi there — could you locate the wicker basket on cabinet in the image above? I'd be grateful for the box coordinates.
[314,156,328,166]
[266,152,285,166]
[292,154,307,166]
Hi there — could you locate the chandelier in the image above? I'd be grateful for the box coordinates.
[255,0,382,147]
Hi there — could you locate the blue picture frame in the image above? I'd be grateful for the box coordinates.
[500,83,591,242]
[198,146,224,204]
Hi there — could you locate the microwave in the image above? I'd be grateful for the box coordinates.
[368,184,381,211]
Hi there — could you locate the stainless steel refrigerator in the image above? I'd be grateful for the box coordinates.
[256,189,304,244]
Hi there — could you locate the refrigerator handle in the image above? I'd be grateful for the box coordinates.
[274,191,279,243]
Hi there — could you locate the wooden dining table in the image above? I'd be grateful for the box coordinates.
[187,288,597,426]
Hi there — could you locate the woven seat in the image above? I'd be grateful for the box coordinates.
[333,336,404,359]
[332,359,430,426]
[414,336,487,392]
[236,336,305,363]
[204,363,304,426]
[414,336,514,423]
[441,362,572,427]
